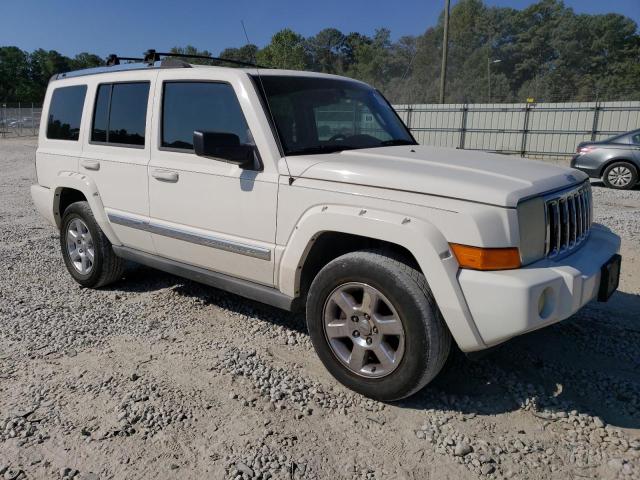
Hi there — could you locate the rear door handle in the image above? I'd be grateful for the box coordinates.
[151,169,179,183]
[81,160,100,171]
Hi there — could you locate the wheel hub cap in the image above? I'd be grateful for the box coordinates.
[66,218,94,275]
[608,166,632,187]
[323,282,406,378]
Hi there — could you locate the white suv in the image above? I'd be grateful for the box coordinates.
[31,55,621,401]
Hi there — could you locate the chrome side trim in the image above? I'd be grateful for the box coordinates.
[107,212,149,230]
[147,223,272,261]
[107,213,271,261]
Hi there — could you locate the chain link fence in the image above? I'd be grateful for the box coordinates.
[394,101,640,159]
[0,103,42,138]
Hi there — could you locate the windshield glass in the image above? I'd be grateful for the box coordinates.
[253,75,416,156]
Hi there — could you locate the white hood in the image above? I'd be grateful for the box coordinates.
[286,145,587,207]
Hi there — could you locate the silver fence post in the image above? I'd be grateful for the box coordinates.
[520,103,531,157]
[18,102,22,136]
[406,105,413,131]
[31,103,35,136]
[458,104,468,149]
[591,102,601,142]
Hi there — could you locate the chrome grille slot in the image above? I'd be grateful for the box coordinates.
[544,183,592,258]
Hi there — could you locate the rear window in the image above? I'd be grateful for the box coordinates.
[91,82,150,147]
[46,85,87,141]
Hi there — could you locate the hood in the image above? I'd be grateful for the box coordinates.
[287,145,587,207]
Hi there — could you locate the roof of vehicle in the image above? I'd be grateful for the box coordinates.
[600,128,640,143]
[51,60,366,85]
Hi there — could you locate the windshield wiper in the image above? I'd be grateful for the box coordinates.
[379,139,417,146]
[286,145,358,156]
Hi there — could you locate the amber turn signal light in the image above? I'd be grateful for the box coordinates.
[449,244,521,271]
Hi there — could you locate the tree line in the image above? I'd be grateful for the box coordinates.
[1,0,638,104]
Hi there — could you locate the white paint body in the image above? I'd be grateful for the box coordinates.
[31,64,621,352]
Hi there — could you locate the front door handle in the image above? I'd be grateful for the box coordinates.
[81,160,100,171]
[151,169,179,183]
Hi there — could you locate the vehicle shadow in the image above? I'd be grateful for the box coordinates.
[102,263,185,294]
[399,290,640,429]
[106,264,309,334]
[109,266,640,429]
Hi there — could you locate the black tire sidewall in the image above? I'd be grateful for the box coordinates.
[60,202,106,287]
[306,253,443,401]
[603,162,638,190]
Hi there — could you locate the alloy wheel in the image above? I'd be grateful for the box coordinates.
[66,218,95,274]
[607,166,633,187]
[322,282,405,378]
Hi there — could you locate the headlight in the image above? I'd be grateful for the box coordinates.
[517,196,546,265]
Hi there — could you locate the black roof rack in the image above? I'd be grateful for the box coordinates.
[52,49,268,81]
[106,54,144,66]
[142,49,267,69]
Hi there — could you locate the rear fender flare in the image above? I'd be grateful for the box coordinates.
[53,171,122,245]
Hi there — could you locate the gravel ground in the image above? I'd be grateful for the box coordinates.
[1,137,639,480]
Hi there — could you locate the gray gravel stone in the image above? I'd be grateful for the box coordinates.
[454,443,472,456]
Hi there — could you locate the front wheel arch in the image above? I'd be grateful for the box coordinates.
[597,157,637,177]
[278,205,487,352]
[297,231,421,303]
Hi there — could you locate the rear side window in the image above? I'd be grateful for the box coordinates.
[161,82,251,150]
[46,85,87,141]
[91,82,150,147]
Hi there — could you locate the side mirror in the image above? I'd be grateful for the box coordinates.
[193,131,257,169]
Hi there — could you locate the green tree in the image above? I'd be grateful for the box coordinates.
[219,44,259,65]
[70,52,103,70]
[257,29,308,70]
[0,46,30,101]
[169,45,214,65]
[306,28,346,73]
[1,0,639,103]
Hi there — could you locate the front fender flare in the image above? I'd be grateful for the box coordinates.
[278,204,486,351]
[53,171,122,246]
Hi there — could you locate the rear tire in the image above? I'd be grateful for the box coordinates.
[602,161,638,190]
[306,249,451,401]
[60,201,125,288]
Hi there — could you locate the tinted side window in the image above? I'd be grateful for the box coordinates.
[632,133,640,145]
[162,82,251,150]
[91,82,149,146]
[46,85,87,141]
[92,84,110,143]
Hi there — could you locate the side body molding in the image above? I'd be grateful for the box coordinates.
[53,171,122,246]
[277,204,487,352]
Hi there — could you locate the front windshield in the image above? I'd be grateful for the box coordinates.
[253,75,416,156]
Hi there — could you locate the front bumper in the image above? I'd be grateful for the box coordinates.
[458,225,620,350]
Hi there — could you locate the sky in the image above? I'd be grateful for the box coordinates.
[1,0,639,58]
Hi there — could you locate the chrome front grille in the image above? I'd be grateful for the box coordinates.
[544,183,592,258]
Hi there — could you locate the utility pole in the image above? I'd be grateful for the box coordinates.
[439,0,451,104]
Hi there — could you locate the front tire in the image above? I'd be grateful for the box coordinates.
[306,250,451,401]
[60,201,125,288]
[602,161,638,190]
